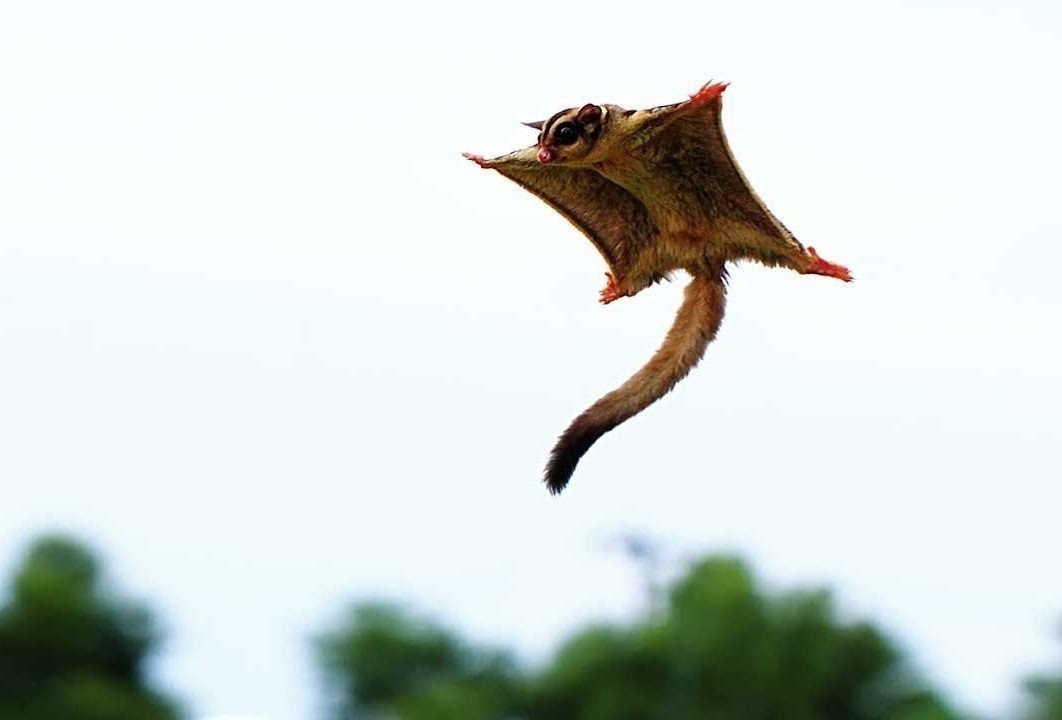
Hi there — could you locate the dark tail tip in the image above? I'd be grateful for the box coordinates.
[543,449,579,495]
[543,415,612,495]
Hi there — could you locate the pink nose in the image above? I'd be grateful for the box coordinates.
[537,147,554,164]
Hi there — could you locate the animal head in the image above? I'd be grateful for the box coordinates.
[525,104,609,165]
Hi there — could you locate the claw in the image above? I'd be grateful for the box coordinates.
[688,81,730,108]
[599,272,623,304]
[804,247,853,282]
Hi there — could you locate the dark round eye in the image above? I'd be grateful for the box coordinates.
[554,122,579,146]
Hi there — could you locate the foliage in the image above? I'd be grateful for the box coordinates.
[1021,626,1062,720]
[0,536,182,720]
[1023,674,1062,720]
[317,602,523,719]
[316,555,959,720]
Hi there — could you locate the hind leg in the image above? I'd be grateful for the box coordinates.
[799,247,852,282]
[599,272,624,304]
[729,240,852,283]
[598,267,656,305]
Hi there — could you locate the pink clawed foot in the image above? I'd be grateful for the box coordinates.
[599,272,624,304]
[462,152,489,168]
[804,247,853,282]
[688,80,730,108]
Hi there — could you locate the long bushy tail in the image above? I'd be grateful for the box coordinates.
[544,266,728,494]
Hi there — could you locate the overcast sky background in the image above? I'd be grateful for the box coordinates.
[1,1,1061,719]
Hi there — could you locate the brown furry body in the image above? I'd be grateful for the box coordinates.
[464,82,850,494]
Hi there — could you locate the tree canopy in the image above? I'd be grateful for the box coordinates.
[1021,626,1062,720]
[316,555,959,720]
[0,535,182,720]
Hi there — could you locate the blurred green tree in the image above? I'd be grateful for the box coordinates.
[317,602,524,720]
[533,557,958,720]
[1022,626,1062,720]
[0,535,182,720]
[316,555,959,720]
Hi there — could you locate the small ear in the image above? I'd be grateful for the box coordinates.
[576,104,602,124]
[522,120,545,130]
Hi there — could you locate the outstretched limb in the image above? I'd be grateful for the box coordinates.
[801,247,853,282]
[462,152,489,168]
[687,80,730,108]
[623,80,730,139]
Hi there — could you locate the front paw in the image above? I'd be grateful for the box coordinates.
[688,81,729,108]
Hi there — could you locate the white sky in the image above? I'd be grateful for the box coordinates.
[1,1,1060,718]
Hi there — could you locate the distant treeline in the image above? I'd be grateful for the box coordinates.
[2,535,1060,720]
